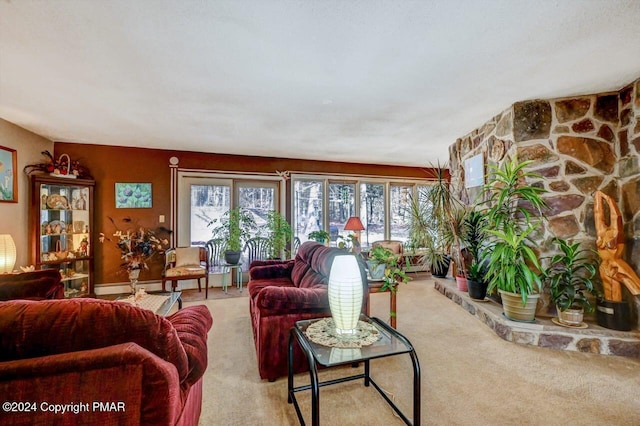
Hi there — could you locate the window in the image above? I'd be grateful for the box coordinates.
[177,173,282,249]
[293,180,324,244]
[185,180,231,246]
[236,181,278,238]
[359,182,385,248]
[390,184,413,242]
[292,174,431,248]
[328,182,355,242]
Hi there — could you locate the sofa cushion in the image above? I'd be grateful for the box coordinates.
[165,266,206,277]
[292,242,332,288]
[0,299,190,383]
[175,247,201,267]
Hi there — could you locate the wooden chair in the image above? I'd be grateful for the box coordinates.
[162,246,210,298]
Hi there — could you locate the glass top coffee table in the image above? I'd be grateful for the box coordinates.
[116,291,182,317]
[288,315,420,425]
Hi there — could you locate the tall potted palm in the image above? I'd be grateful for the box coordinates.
[482,156,547,322]
[415,164,463,278]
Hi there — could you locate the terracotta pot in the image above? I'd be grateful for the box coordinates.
[499,290,540,322]
[455,275,468,292]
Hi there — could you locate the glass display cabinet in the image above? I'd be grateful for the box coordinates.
[30,175,95,298]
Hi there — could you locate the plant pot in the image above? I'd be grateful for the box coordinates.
[455,275,468,292]
[467,279,488,300]
[367,261,386,280]
[431,255,451,278]
[556,305,584,326]
[596,299,631,331]
[498,290,540,322]
[224,250,242,265]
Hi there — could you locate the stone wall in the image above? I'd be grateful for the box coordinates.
[449,77,640,322]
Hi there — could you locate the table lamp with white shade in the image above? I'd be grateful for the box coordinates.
[328,254,364,336]
[0,234,17,274]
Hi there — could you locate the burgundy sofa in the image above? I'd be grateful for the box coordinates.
[248,241,368,381]
[0,269,63,300]
[0,298,212,426]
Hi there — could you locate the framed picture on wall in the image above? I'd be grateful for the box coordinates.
[0,145,17,203]
[115,183,152,208]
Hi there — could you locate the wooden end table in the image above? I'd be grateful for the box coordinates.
[367,278,397,328]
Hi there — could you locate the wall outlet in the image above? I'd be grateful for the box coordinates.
[159,215,165,223]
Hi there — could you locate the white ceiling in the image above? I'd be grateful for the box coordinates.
[1,1,639,167]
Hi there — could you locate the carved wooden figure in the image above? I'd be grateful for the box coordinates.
[594,191,640,301]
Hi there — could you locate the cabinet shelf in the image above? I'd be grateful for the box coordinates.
[60,273,89,282]
[41,232,90,238]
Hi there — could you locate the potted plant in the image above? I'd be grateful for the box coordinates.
[420,164,465,279]
[462,209,488,298]
[482,156,547,322]
[368,246,412,321]
[543,237,600,327]
[466,262,489,300]
[208,206,257,264]
[308,230,330,245]
[265,210,292,259]
[445,206,470,290]
[367,245,393,279]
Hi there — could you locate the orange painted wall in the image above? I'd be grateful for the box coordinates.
[56,142,435,286]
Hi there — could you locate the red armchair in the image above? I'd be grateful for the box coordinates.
[0,269,63,300]
[248,241,368,381]
[0,298,212,425]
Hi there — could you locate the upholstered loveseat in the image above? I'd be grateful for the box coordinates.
[248,241,368,381]
[0,298,212,425]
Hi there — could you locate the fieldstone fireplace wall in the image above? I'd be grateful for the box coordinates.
[449,77,640,325]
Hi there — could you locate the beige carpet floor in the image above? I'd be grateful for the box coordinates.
[185,279,640,425]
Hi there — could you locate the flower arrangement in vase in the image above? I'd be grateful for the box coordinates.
[100,217,171,293]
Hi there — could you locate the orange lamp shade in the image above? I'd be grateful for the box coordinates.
[343,217,365,232]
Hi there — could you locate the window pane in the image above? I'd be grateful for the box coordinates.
[359,183,385,248]
[190,184,230,246]
[389,184,412,243]
[294,180,324,243]
[329,182,355,244]
[238,185,275,236]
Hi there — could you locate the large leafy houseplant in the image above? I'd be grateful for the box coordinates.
[208,206,257,262]
[482,156,547,307]
[544,237,600,313]
[265,210,292,259]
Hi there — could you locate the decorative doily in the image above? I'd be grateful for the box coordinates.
[305,318,381,348]
[118,294,169,313]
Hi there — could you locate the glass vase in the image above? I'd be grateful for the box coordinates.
[128,269,140,295]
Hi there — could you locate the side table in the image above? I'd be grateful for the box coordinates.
[367,278,397,328]
[288,315,420,425]
[221,262,243,293]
